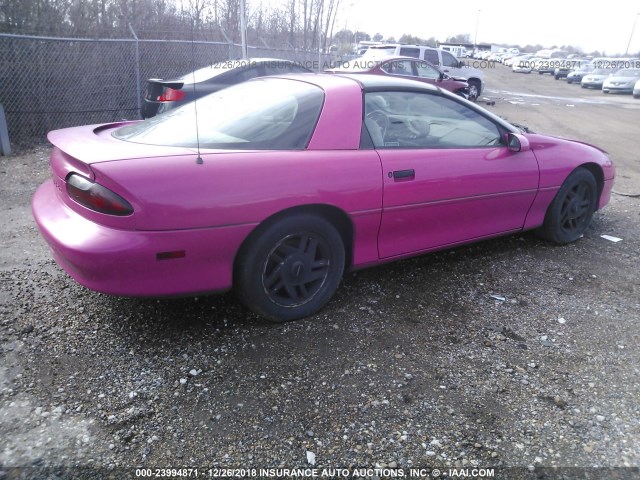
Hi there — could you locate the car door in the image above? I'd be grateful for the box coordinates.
[441,51,463,76]
[363,90,540,259]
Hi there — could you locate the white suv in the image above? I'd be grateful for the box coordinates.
[362,44,484,100]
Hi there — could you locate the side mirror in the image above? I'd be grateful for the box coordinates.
[506,132,530,152]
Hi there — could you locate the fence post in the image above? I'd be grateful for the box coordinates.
[0,105,11,156]
[129,24,141,118]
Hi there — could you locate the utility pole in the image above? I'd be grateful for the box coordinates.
[474,9,481,50]
[239,0,248,59]
[625,12,639,56]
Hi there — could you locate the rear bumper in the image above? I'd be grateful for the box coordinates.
[32,181,252,297]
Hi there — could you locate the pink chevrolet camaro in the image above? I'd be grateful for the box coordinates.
[32,74,615,322]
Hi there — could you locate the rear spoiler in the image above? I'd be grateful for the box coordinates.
[146,79,185,90]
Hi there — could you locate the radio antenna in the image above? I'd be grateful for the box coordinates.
[191,23,203,165]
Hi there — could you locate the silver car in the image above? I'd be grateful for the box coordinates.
[581,69,616,89]
[602,69,640,94]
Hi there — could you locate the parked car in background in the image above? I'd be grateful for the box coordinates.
[32,74,615,322]
[535,58,566,75]
[634,79,640,98]
[326,57,472,100]
[504,54,534,67]
[554,59,589,80]
[566,64,595,84]
[362,44,484,100]
[512,59,532,73]
[602,69,640,93]
[141,58,312,118]
[581,69,617,89]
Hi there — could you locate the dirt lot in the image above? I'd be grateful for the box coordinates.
[1,64,639,479]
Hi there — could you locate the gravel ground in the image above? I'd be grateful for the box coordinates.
[1,65,639,479]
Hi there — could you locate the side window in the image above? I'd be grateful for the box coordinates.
[362,91,503,149]
[399,47,421,58]
[442,52,459,68]
[380,60,415,77]
[423,49,440,65]
[415,61,441,80]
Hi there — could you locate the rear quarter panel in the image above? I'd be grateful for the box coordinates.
[92,150,384,267]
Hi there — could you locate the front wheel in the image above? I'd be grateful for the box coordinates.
[236,214,345,322]
[467,80,480,102]
[536,168,598,244]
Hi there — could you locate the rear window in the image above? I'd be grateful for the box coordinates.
[364,46,397,58]
[175,61,251,84]
[114,78,325,150]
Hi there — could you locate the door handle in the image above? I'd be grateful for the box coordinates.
[392,169,415,180]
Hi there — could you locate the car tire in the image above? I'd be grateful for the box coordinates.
[467,79,480,102]
[554,75,559,80]
[236,214,345,322]
[567,80,572,84]
[634,93,640,99]
[536,168,598,245]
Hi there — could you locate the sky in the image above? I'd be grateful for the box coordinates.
[258,0,640,55]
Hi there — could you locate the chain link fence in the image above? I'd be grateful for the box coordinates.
[0,33,342,149]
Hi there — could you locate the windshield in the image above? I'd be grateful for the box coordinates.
[614,69,640,77]
[114,78,324,150]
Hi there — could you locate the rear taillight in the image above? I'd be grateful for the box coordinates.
[158,87,186,102]
[66,174,133,216]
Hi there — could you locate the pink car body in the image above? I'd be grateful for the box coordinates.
[32,73,615,321]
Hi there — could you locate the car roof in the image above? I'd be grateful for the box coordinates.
[255,72,439,94]
[332,73,440,92]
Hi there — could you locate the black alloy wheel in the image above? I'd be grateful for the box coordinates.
[537,168,598,244]
[262,232,332,308]
[236,214,345,322]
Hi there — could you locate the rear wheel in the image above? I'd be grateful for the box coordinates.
[536,168,598,244]
[236,214,345,322]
